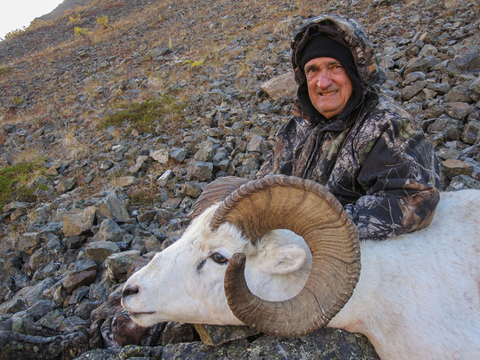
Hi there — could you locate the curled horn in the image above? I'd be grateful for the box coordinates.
[189,177,250,220]
[210,175,360,337]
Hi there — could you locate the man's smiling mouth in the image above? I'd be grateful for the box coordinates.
[320,90,339,96]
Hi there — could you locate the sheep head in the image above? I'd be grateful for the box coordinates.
[122,175,361,337]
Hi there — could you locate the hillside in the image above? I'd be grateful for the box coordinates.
[0,0,479,358]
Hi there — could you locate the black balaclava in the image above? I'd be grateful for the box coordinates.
[297,33,364,124]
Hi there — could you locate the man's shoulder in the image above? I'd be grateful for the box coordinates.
[354,93,422,140]
[372,94,415,121]
[359,93,419,130]
[278,115,314,135]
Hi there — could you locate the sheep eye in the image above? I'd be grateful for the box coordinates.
[211,253,228,264]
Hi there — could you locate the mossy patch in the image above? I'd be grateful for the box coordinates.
[0,159,47,210]
[99,96,187,135]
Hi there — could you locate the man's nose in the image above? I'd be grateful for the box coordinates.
[316,71,333,89]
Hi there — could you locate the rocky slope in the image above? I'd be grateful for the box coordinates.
[0,0,479,358]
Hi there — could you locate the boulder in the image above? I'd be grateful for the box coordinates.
[63,206,96,237]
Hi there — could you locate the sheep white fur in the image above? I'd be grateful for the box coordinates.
[122,189,480,359]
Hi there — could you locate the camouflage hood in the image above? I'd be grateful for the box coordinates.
[291,14,386,93]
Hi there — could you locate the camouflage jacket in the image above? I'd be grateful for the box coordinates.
[256,15,440,240]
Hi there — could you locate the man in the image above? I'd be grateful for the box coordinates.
[256,14,440,240]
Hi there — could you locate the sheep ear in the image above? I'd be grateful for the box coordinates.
[265,245,307,275]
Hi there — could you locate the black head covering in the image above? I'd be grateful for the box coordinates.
[297,33,364,123]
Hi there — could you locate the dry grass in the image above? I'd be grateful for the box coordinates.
[2,0,475,183]
[60,127,91,161]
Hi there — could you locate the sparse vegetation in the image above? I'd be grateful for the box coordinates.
[67,14,83,26]
[74,27,91,36]
[97,15,109,28]
[0,66,13,76]
[4,28,26,40]
[127,188,162,206]
[184,59,205,68]
[0,159,47,210]
[99,96,187,135]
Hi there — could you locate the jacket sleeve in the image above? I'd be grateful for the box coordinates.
[344,118,440,240]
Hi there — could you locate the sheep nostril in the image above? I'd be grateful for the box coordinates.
[122,285,139,298]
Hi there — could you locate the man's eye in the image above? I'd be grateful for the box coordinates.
[306,69,317,79]
[210,253,229,264]
[331,64,345,74]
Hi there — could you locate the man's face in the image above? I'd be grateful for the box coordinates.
[305,57,353,119]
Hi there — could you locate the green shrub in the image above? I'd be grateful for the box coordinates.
[100,96,187,134]
[0,159,47,210]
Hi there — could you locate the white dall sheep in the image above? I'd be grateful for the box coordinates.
[122,175,480,360]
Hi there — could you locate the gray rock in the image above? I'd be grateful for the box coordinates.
[469,77,480,94]
[16,232,41,254]
[236,157,259,177]
[137,207,157,222]
[62,206,96,237]
[447,175,480,190]
[418,44,438,57]
[161,322,197,345]
[403,58,431,77]
[260,71,296,100]
[444,85,472,103]
[162,197,182,211]
[426,82,451,94]
[68,286,90,306]
[402,81,427,101]
[463,120,480,144]
[0,278,56,315]
[91,328,377,360]
[403,71,426,85]
[85,241,120,265]
[428,114,461,142]
[186,161,213,182]
[194,324,259,346]
[0,331,88,360]
[116,176,137,187]
[247,134,267,153]
[9,206,28,221]
[157,169,174,187]
[97,194,130,223]
[56,177,77,194]
[445,102,472,120]
[3,201,28,213]
[65,235,86,249]
[179,182,202,198]
[62,269,97,294]
[150,148,169,164]
[97,219,126,242]
[170,147,188,163]
[380,55,395,70]
[34,263,60,280]
[105,250,141,282]
[449,50,480,72]
[59,316,87,333]
[441,159,474,179]
[194,140,216,162]
[29,248,52,271]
